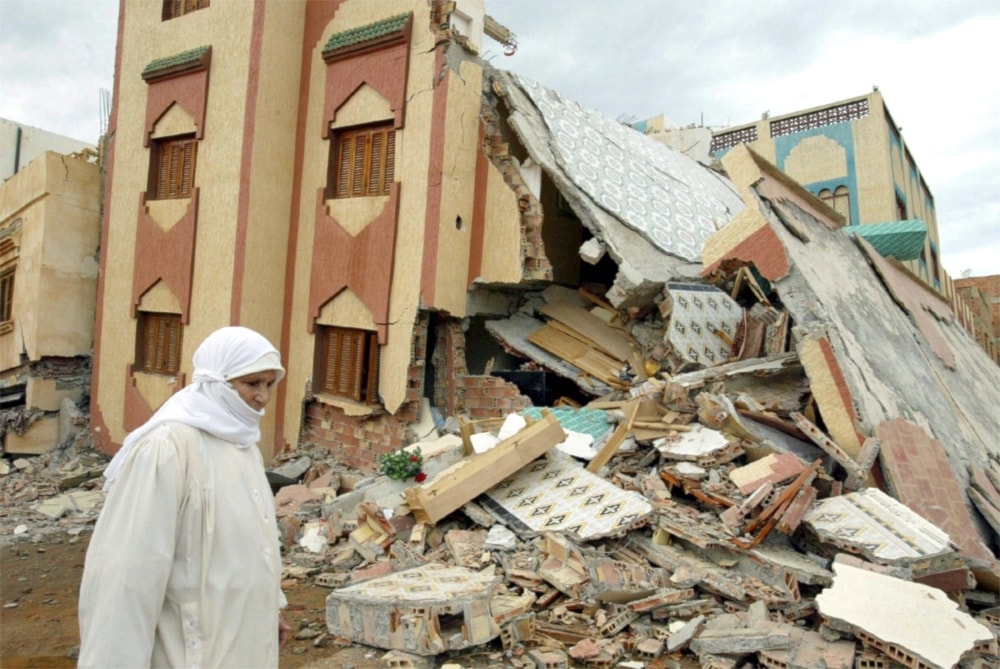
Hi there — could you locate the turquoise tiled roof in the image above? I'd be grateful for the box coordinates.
[843,219,927,261]
[521,407,612,441]
[323,13,410,54]
[142,46,211,78]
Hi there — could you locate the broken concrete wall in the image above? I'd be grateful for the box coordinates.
[705,145,1000,559]
[1,151,100,455]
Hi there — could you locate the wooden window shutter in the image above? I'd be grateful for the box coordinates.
[350,134,367,197]
[365,331,380,403]
[368,131,384,196]
[317,326,378,403]
[331,125,394,199]
[383,130,395,194]
[138,312,182,375]
[152,137,196,200]
[336,136,353,198]
[0,270,15,322]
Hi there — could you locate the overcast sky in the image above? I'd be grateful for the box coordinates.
[1,0,997,277]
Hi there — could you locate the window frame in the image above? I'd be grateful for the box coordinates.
[163,0,210,21]
[0,266,14,330]
[135,312,184,376]
[818,186,851,225]
[314,326,380,404]
[150,135,198,200]
[328,124,395,199]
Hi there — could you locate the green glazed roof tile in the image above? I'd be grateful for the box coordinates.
[323,13,411,54]
[843,219,927,261]
[142,46,211,78]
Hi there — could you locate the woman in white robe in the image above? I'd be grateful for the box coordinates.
[78,326,291,669]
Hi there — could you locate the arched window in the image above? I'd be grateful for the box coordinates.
[819,186,851,225]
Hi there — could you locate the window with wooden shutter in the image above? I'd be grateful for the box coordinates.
[0,268,14,326]
[151,136,197,200]
[163,0,210,20]
[315,326,380,404]
[328,124,395,199]
[136,312,183,375]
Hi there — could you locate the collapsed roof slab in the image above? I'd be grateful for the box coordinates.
[705,145,1000,559]
[815,561,994,669]
[491,69,745,306]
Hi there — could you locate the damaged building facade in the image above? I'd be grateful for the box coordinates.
[0,150,101,455]
[710,91,945,295]
[57,0,1000,664]
[93,0,749,465]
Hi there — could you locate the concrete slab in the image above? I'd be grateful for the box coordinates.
[802,487,954,564]
[815,561,993,669]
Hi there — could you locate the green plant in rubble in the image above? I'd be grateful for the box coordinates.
[378,447,425,482]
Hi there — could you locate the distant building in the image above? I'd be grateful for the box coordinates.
[0,119,96,181]
[954,274,1000,363]
[0,150,101,453]
[710,91,944,293]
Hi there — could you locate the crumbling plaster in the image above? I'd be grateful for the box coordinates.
[717,146,1000,535]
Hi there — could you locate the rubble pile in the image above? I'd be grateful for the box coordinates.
[0,424,105,546]
[268,358,998,669]
[3,144,999,667]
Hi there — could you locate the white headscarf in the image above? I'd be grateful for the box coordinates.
[102,326,285,490]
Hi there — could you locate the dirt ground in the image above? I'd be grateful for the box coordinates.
[0,533,505,668]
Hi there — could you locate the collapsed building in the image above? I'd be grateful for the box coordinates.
[293,141,999,667]
[77,0,999,666]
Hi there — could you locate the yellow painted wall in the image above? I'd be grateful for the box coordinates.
[478,163,524,283]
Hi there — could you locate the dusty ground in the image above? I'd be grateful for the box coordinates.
[0,533,505,668]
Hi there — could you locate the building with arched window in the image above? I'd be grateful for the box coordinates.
[710,91,943,294]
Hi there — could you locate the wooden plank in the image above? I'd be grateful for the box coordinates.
[586,399,639,473]
[527,324,628,389]
[540,301,635,362]
[405,411,566,524]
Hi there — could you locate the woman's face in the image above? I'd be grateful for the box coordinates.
[229,370,279,411]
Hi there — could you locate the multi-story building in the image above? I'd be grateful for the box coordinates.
[954,274,1000,362]
[710,91,944,293]
[0,150,102,453]
[1,118,96,181]
[92,0,749,466]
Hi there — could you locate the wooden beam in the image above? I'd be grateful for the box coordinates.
[586,399,639,474]
[405,411,566,524]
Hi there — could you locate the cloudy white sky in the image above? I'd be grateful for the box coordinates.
[1,0,997,277]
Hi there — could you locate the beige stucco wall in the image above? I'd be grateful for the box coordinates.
[431,59,483,316]
[0,151,100,371]
[477,162,523,284]
[97,0,284,447]
[282,0,440,448]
